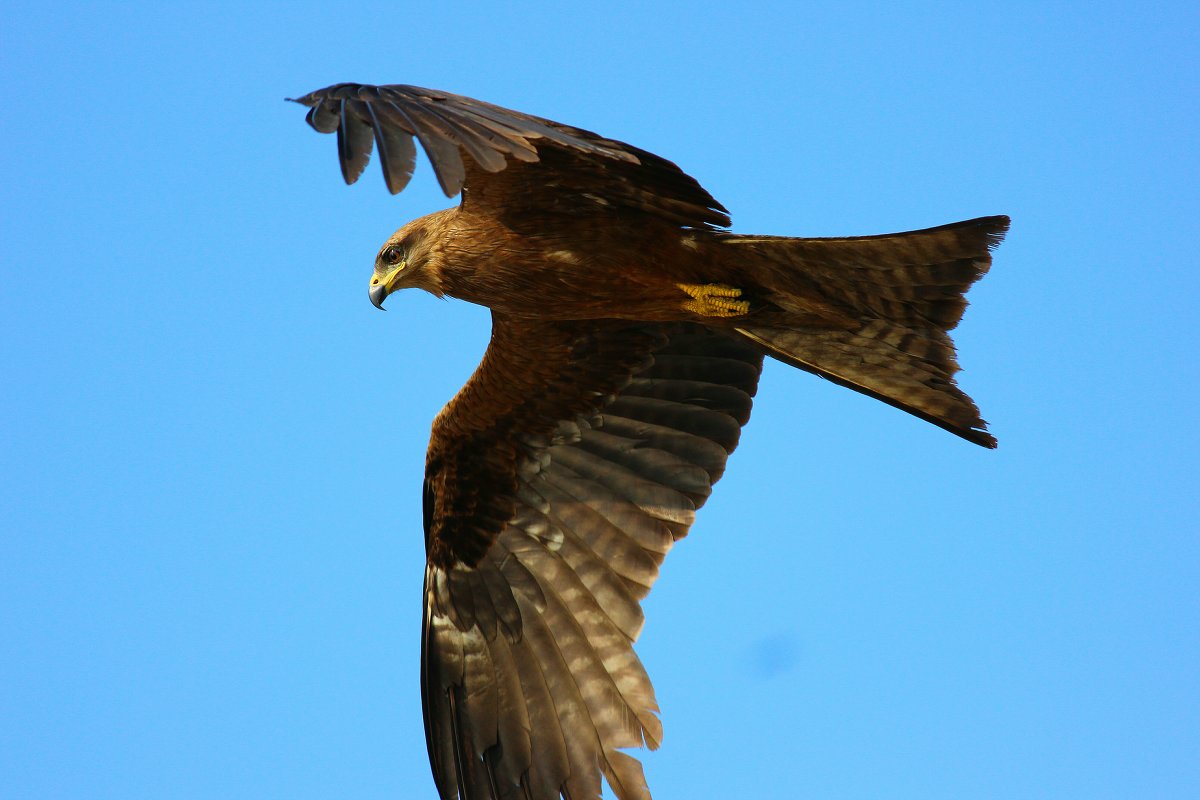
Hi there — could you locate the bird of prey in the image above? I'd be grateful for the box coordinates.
[289,82,1007,800]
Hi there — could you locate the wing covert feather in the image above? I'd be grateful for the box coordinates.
[421,319,763,799]
[290,83,730,229]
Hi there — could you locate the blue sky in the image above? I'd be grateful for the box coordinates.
[3,2,1197,798]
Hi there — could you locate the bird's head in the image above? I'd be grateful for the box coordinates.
[368,211,449,309]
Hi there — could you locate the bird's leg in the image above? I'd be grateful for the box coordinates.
[677,283,750,318]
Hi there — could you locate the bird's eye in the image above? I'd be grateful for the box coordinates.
[381,246,404,267]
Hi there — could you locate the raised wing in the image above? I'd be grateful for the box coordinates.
[289,83,730,229]
[421,317,763,800]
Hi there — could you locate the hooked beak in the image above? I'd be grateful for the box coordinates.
[369,262,407,310]
[369,281,387,310]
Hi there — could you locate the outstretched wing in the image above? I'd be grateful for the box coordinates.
[289,83,730,229]
[421,316,763,800]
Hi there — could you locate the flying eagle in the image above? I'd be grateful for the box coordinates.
[290,83,1007,800]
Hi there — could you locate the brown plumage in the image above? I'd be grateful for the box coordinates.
[290,82,1008,800]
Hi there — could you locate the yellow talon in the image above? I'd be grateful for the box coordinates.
[677,283,750,318]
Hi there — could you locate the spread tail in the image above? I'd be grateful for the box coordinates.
[728,215,1008,447]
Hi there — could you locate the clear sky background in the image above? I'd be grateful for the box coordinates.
[3,2,1197,798]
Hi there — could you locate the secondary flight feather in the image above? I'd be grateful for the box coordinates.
[289,82,1007,800]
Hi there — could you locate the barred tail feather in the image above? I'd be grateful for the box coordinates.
[735,323,995,447]
[728,215,1007,447]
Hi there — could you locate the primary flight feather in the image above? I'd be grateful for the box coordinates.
[289,82,1007,800]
